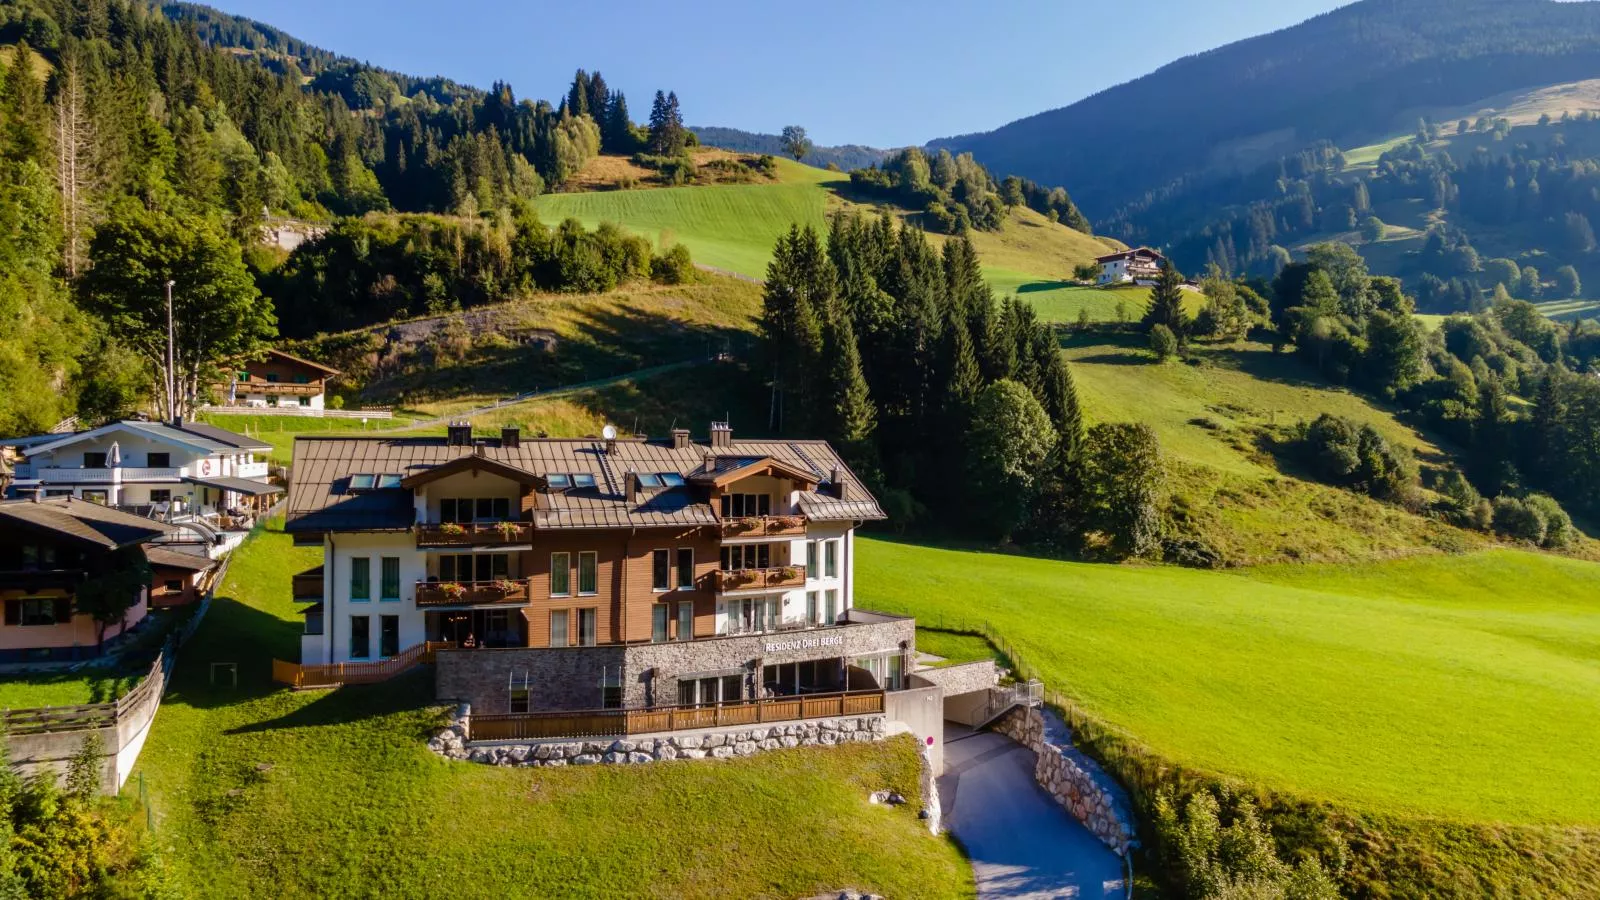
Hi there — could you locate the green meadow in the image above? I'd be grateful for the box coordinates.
[859,538,1600,824]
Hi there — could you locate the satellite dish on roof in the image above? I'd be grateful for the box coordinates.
[602,424,617,441]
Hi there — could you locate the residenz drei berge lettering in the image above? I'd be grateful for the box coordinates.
[764,634,846,653]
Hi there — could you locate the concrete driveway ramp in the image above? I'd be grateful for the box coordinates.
[939,727,1126,899]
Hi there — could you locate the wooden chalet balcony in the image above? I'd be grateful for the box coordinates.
[236,381,323,396]
[468,689,886,741]
[292,565,324,601]
[719,515,807,540]
[415,521,533,547]
[415,579,530,608]
[706,566,806,594]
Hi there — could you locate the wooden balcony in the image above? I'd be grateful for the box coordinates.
[719,515,807,540]
[235,381,323,396]
[415,579,530,608]
[415,521,533,548]
[291,565,323,601]
[706,566,806,594]
[468,689,886,741]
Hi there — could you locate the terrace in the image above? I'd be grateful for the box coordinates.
[718,515,807,540]
[706,565,806,594]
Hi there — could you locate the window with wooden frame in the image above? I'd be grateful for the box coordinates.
[549,552,571,597]
[676,548,694,589]
[651,550,670,592]
[4,597,72,627]
[577,552,598,595]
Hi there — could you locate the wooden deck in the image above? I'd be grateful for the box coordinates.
[468,690,886,742]
[271,641,451,689]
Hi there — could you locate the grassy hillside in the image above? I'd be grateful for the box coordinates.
[1060,330,1531,564]
[860,538,1600,824]
[539,154,1123,320]
[131,522,971,899]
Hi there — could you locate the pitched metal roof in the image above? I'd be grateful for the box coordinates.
[285,433,884,533]
[0,497,173,549]
[144,545,219,572]
[15,419,270,456]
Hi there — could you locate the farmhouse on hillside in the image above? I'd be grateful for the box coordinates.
[211,348,341,412]
[2,419,281,554]
[283,422,1019,769]
[1095,247,1166,286]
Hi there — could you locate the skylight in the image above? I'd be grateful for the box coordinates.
[658,473,685,487]
[572,473,597,488]
[637,473,663,488]
[377,474,403,489]
[349,474,376,491]
[547,474,571,489]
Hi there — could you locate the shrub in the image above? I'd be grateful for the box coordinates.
[1154,788,1341,900]
[328,394,346,410]
[651,243,695,284]
[1297,414,1414,502]
[1491,496,1546,545]
[1149,324,1178,360]
[1081,422,1165,559]
[1523,493,1575,548]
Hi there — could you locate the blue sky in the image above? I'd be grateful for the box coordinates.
[206,0,1351,147]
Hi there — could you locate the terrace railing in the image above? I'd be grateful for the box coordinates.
[414,579,530,608]
[468,689,886,742]
[416,521,533,548]
[718,515,807,540]
[706,566,806,594]
[271,640,452,689]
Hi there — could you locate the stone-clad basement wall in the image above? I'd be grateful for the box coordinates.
[994,706,1139,856]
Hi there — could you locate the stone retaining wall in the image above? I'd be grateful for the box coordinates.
[428,705,889,766]
[994,706,1138,856]
[910,659,998,697]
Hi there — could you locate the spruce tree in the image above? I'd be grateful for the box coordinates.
[821,306,876,460]
[647,90,669,153]
[1142,261,1189,339]
[586,71,609,126]
[605,92,633,153]
[759,226,830,430]
[567,69,590,118]
[1,43,50,168]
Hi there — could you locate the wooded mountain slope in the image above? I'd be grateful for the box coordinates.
[934,0,1600,219]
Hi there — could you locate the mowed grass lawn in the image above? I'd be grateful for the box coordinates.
[199,412,423,466]
[132,522,970,899]
[0,670,141,708]
[860,538,1600,824]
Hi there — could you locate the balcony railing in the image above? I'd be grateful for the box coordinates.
[234,462,270,479]
[467,689,886,741]
[415,579,530,608]
[32,466,182,483]
[719,515,806,539]
[416,521,533,547]
[235,381,323,396]
[706,566,806,594]
[292,566,323,601]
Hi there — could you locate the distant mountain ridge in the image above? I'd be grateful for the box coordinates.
[691,126,889,171]
[932,0,1600,221]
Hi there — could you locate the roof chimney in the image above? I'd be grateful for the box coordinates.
[447,421,471,447]
[501,427,520,449]
[829,466,846,499]
[624,471,639,501]
[709,421,732,449]
[671,428,691,451]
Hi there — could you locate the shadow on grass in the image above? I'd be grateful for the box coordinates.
[223,669,442,737]
[1016,280,1077,294]
[1070,351,1155,367]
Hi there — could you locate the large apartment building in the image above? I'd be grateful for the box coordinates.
[284,423,922,716]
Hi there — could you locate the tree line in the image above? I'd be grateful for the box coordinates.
[760,213,1164,559]
[848,147,1091,235]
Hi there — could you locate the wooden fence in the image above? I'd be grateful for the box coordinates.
[0,641,171,737]
[468,689,886,742]
[271,640,451,689]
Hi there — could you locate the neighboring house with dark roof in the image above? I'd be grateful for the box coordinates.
[2,419,281,543]
[0,498,173,662]
[283,422,935,720]
[1095,247,1166,285]
[145,545,219,609]
[212,348,340,412]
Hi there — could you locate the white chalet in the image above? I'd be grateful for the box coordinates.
[1095,247,1166,286]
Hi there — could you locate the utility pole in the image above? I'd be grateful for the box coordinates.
[166,280,177,423]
